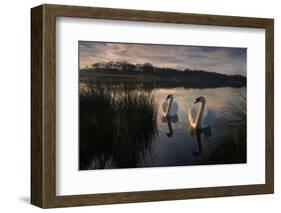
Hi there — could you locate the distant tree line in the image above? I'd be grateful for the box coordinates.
[82,60,246,86]
[90,61,155,74]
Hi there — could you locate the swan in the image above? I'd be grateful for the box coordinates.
[161,94,179,117]
[188,96,214,130]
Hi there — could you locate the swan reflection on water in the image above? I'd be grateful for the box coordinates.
[187,125,212,156]
[160,114,178,137]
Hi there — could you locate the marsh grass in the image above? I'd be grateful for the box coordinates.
[206,89,247,163]
[222,89,246,125]
[79,83,159,170]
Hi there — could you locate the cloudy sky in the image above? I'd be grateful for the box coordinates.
[79,41,246,76]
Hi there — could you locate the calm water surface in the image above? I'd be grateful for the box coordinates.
[79,84,246,170]
[138,87,245,167]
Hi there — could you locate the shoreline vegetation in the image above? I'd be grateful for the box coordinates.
[80,61,246,88]
[207,89,247,164]
[79,84,159,170]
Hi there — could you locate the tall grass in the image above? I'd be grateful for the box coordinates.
[79,83,159,170]
[222,88,246,126]
[206,88,247,164]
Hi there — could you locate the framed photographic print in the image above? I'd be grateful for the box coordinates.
[31,4,274,208]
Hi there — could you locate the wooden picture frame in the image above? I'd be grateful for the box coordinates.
[31,4,274,208]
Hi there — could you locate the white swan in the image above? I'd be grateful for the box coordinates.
[161,94,179,117]
[188,96,214,129]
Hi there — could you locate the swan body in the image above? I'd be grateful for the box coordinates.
[161,94,179,117]
[188,96,214,129]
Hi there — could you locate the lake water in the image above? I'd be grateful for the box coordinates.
[138,87,246,167]
[79,84,246,170]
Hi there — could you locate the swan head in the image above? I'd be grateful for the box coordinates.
[194,96,206,104]
[166,94,173,100]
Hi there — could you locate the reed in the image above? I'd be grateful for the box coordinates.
[206,88,247,164]
[79,83,159,170]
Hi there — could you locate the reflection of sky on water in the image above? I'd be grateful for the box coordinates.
[137,87,245,167]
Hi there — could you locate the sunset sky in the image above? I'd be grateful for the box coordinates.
[79,41,246,76]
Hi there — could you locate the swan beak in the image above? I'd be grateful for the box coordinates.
[194,97,200,104]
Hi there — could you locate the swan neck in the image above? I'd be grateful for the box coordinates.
[167,119,173,136]
[167,96,173,116]
[195,101,205,128]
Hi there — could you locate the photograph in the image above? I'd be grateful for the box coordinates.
[78,41,247,170]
